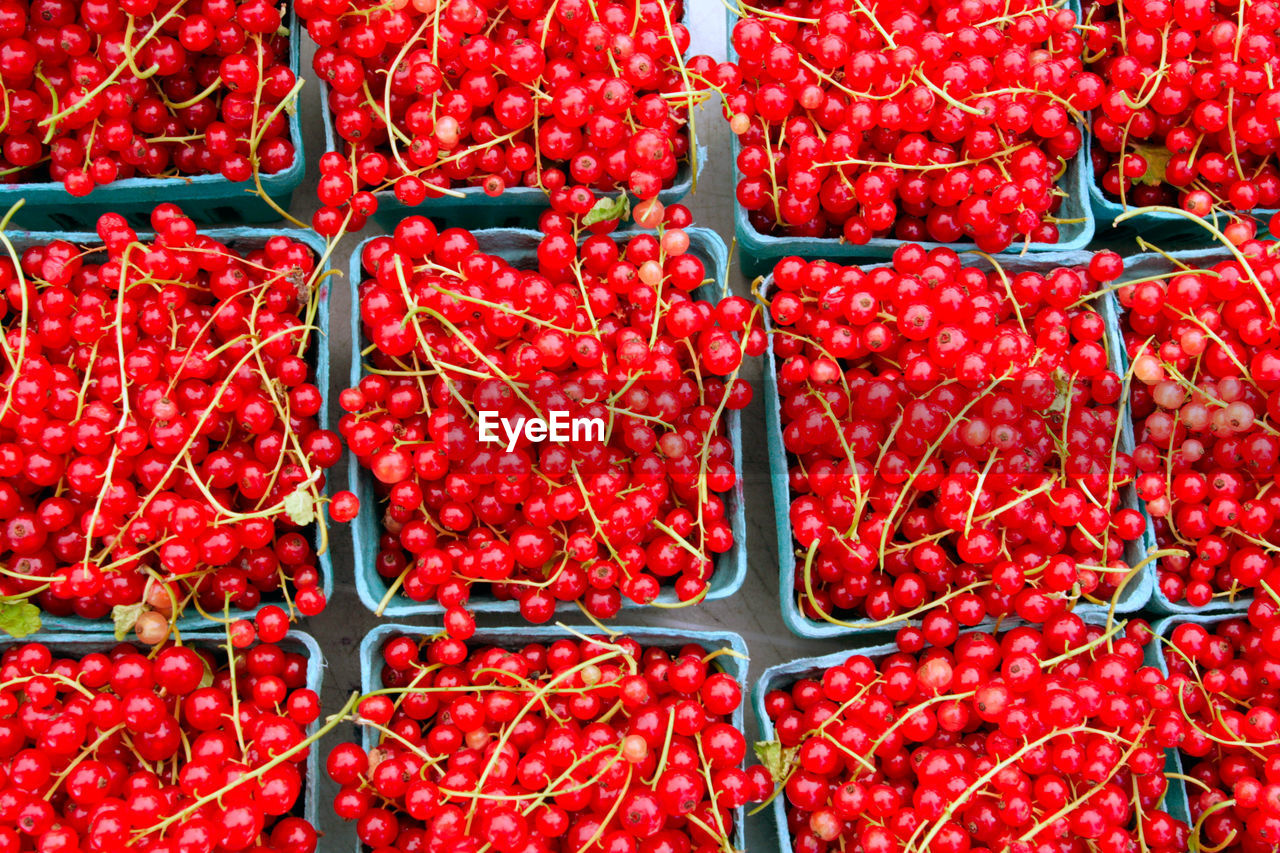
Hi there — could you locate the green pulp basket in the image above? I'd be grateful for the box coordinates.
[726,2,1096,276]
[316,27,704,231]
[0,629,325,832]
[762,251,1155,638]
[1115,248,1258,615]
[757,614,1185,853]
[347,228,747,619]
[0,11,305,230]
[0,226,332,634]
[356,624,749,853]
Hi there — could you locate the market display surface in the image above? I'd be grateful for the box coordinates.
[0,0,1278,852]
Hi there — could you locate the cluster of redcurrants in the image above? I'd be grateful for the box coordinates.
[726,0,1097,250]
[0,0,297,197]
[0,633,321,853]
[767,246,1148,636]
[763,614,1191,853]
[338,198,764,632]
[1086,0,1280,216]
[8,0,1278,238]
[1167,607,1280,851]
[328,632,769,853]
[0,206,336,641]
[1121,229,1280,607]
[760,227,1280,853]
[299,0,734,230]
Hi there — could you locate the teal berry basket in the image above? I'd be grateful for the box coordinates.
[763,251,1156,640]
[357,624,749,853]
[725,4,1095,277]
[756,613,1184,853]
[753,638,898,853]
[1113,248,1255,616]
[347,227,747,619]
[1084,134,1276,243]
[316,72,703,232]
[1148,612,1242,833]
[3,629,325,833]
[0,12,305,231]
[0,227,332,635]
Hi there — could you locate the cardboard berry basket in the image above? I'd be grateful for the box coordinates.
[1113,248,1257,616]
[756,613,1185,853]
[751,638,896,853]
[357,623,749,853]
[762,251,1158,640]
[347,227,748,618]
[725,4,1096,277]
[0,629,325,832]
[316,59,704,232]
[0,12,306,231]
[1084,135,1277,243]
[2,227,333,634]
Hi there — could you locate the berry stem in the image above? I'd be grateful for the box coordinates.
[38,5,186,144]
[137,691,361,841]
[1118,206,1275,321]
[1009,721,1150,845]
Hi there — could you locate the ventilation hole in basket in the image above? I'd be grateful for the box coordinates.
[125,211,152,228]
[48,212,78,230]
[212,206,239,221]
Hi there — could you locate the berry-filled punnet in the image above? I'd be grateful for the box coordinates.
[301,0,740,230]
[0,205,339,641]
[0,628,332,853]
[756,614,1191,853]
[329,627,768,853]
[766,246,1158,639]
[726,0,1099,251]
[1158,607,1280,852]
[1118,222,1280,610]
[0,0,299,209]
[341,204,763,633]
[1086,0,1280,220]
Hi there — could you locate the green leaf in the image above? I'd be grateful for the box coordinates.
[583,193,631,226]
[1132,143,1174,187]
[284,487,315,526]
[754,741,782,780]
[0,601,40,639]
[112,603,145,641]
[753,740,797,784]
